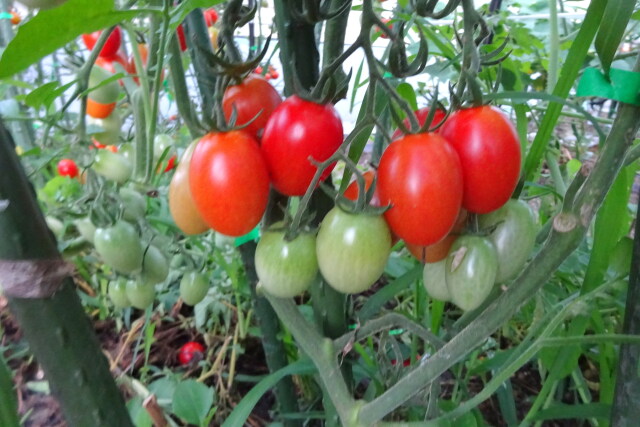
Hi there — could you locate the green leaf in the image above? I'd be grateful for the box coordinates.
[148,377,178,408]
[172,380,215,426]
[522,0,607,186]
[222,359,316,427]
[530,403,611,421]
[0,355,19,427]
[395,83,418,112]
[127,396,152,427]
[0,0,140,79]
[594,0,636,73]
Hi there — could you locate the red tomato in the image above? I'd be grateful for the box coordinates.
[261,96,343,196]
[343,170,380,206]
[178,341,205,365]
[82,26,122,58]
[86,98,115,119]
[164,155,176,173]
[440,106,521,214]
[204,8,219,26]
[222,75,282,140]
[377,133,463,246]
[10,11,20,25]
[57,159,79,178]
[189,131,270,236]
[95,52,128,75]
[176,24,187,51]
[391,107,447,140]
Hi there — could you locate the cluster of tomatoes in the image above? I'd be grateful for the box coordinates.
[253,64,279,80]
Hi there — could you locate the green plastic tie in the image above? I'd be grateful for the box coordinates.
[576,67,640,106]
[0,12,13,20]
[234,225,261,247]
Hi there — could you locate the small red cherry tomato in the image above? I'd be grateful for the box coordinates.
[57,159,79,178]
[82,26,122,58]
[178,341,205,365]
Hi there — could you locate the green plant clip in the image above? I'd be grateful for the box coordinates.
[234,226,261,247]
[576,67,640,106]
[0,12,13,20]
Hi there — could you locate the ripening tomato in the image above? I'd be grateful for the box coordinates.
[440,106,521,214]
[377,133,463,246]
[405,209,467,263]
[316,207,392,294]
[178,341,205,365]
[57,158,79,178]
[95,52,128,75]
[343,170,380,206]
[391,107,447,140]
[189,131,270,236]
[10,11,20,25]
[86,98,116,119]
[222,75,282,140]
[169,140,209,235]
[203,8,219,26]
[82,26,122,58]
[261,96,343,196]
[255,226,318,298]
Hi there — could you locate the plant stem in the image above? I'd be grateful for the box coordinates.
[238,243,300,427]
[185,8,217,125]
[167,34,202,138]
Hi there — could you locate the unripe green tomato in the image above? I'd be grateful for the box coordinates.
[316,207,392,294]
[88,66,120,104]
[445,236,498,311]
[478,200,536,283]
[180,272,210,305]
[141,245,169,284]
[89,112,121,145]
[94,222,144,274]
[93,150,132,184]
[109,279,130,308]
[119,187,146,222]
[119,143,135,162]
[45,216,64,235]
[126,281,155,309]
[75,217,96,243]
[423,259,450,302]
[255,227,318,298]
[154,134,175,161]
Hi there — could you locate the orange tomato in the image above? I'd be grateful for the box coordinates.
[10,11,21,25]
[405,210,468,263]
[86,98,116,119]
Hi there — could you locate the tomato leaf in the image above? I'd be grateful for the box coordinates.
[0,0,139,79]
[0,355,19,427]
[172,380,215,426]
[594,0,636,73]
[395,82,418,113]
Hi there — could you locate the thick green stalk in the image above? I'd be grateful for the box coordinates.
[238,243,300,427]
[167,35,201,138]
[185,8,216,125]
[356,62,640,425]
[322,0,352,99]
[0,122,132,427]
[610,197,640,425]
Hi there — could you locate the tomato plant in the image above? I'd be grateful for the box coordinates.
[180,272,210,306]
[261,96,343,196]
[440,106,521,214]
[57,158,78,178]
[169,140,209,235]
[82,27,122,58]
[479,199,536,283]
[92,150,132,184]
[94,221,143,274]
[377,133,463,246]
[125,281,155,310]
[222,75,282,140]
[189,131,270,236]
[391,107,447,140]
[445,235,498,311]
[316,207,391,294]
[255,226,318,298]
[178,342,205,365]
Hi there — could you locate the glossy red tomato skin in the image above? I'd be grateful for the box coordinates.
[440,106,521,214]
[82,26,122,58]
[204,8,219,26]
[343,171,379,205]
[222,75,282,140]
[57,159,79,178]
[176,24,187,51]
[261,96,343,196]
[189,130,270,236]
[178,342,205,365]
[377,133,463,246]
[391,107,447,140]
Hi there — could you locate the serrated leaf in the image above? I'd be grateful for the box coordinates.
[172,380,215,426]
[595,0,636,73]
[0,0,139,79]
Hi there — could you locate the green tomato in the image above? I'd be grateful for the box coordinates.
[180,272,210,305]
[154,134,175,161]
[45,216,64,235]
[446,236,498,311]
[88,66,120,104]
[316,207,391,294]
[94,222,144,274]
[109,279,130,308]
[119,187,146,222]
[423,259,450,302]
[141,245,169,284]
[126,281,156,309]
[75,217,96,243]
[119,143,135,162]
[255,226,318,298]
[479,200,536,283]
[89,112,121,145]
[93,150,132,184]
